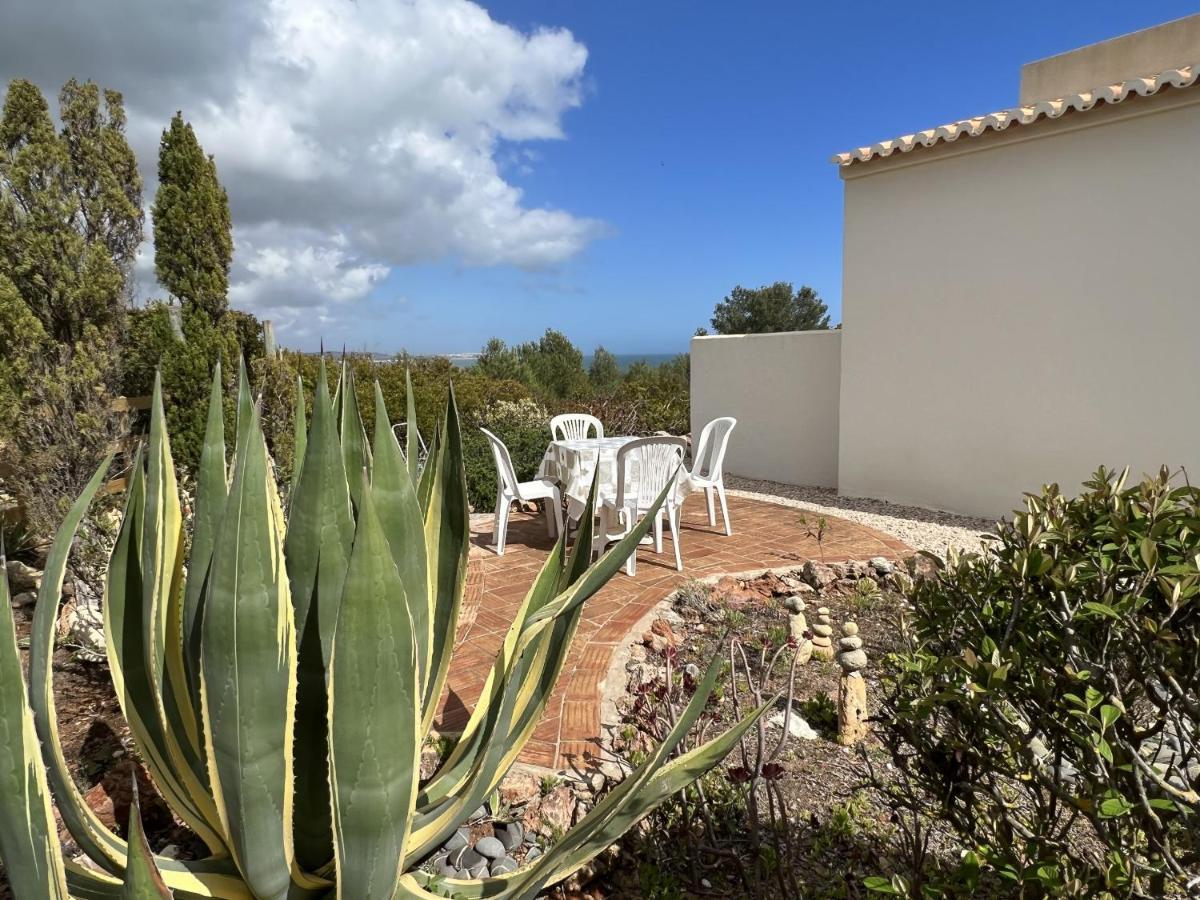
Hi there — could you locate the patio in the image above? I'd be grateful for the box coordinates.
[440,492,911,770]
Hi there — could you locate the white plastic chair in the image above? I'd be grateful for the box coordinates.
[481,428,563,555]
[550,413,604,441]
[592,436,687,575]
[688,417,737,536]
[392,421,428,470]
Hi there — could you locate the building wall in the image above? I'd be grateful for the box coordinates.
[690,331,841,488]
[838,92,1200,518]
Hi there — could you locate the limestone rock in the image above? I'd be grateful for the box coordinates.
[837,672,869,746]
[525,785,574,837]
[811,607,834,661]
[6,560,42,593]
[498,768,542,806]
[801,561,837,590]
[869,556,894,575]
[767,709,818,740]
[11,591,36,607]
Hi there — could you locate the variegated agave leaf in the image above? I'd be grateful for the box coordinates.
[0,361,767,900]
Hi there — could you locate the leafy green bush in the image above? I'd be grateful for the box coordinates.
[876,467,1199,897]
[462,398,550,512]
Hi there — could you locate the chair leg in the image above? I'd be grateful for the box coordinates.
[626,545,636,576]
[705,486,716,527]
[495,499,511,555]
[716,481,732,536]
[543,498,556,537]
[668,504,683,571]
[552,489,564,541]
[653,511,663,553]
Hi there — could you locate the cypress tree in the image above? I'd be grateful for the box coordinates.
[152,112,233,321]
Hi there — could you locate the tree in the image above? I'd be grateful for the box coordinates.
[518,329,588,401]
[0,79,142,344]
[709,282,830,334]
[475,337,531,383]
[588,346,621,393]
[152,112,233,320]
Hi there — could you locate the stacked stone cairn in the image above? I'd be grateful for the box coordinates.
[783,594,813,664]
[836,621,869,745]
[811,606,835,661]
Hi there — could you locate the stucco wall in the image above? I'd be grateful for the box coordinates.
[838,92,1200,518]
[690,331,841,488]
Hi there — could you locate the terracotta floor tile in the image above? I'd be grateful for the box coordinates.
[441,495,909,768]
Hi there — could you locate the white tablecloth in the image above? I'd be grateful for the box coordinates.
[537,436,692,521]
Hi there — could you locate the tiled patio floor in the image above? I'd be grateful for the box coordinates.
[439,493,910,771]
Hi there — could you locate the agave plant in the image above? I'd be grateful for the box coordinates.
[0,359,767,899]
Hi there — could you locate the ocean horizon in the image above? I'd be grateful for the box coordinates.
[449,352,684,372]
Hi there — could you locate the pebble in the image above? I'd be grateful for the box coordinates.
[448,846,482,869]
[491,856,518,876]
[438,862,459,878]
[525,846,542,862]
[469,805,488,821]
[474,836,506,860]
[443,827,469,852]
[726,478,991,558]
[497,822,524,851]
[467,860,489,879]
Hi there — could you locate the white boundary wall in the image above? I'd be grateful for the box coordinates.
[690,331,841,488]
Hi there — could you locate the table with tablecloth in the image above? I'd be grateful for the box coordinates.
[537,436,693,522]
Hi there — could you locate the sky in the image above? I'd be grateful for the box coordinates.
[0,1,1195,354]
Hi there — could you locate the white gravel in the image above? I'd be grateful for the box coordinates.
[725,476,995,559]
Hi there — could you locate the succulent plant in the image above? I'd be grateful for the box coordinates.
[0,359,766,899]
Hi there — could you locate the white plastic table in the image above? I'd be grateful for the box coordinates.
[537,436,691,522]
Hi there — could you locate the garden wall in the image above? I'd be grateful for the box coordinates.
[690,331,841,488]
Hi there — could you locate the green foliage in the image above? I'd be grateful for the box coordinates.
[462,398,550,512]
[878,466,1200,896]
[0,368,767,897]
[475,337,531,383]
[152,112,233,321]
[517,329,589,401]
[0,78,142,345]
[588,345,622,393]
[709,282,831,335]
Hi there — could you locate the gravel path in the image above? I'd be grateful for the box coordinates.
[725,476,995,559]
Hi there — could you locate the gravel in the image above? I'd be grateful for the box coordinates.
[725,476,995,559]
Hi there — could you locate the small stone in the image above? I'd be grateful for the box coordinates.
[448,846,482,869]
[683,663,700,680]
[11,591,37,607]
[490,856,518,876]
[498,768,542,806]
[6,560,41,593]
[811,607,834,661]
[838,649,868,671]
[438,862,458,878]
[869,557,894,575]
[782,594,807,613]
[474,836,505,860]
[469,805,488,821]
[838,635,863,651]
[443,827,470,852]
[843,621,859,637]
[767,710,818,740]
[159,844,180,860]
[525,846,542,861]
[649,618,676,647]
[497,821,524,851]
[467,860,489,879]
[589,772,606,793]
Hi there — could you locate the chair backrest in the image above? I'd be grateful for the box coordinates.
[550,413,604,441]
[480,428,520,497]
[391,422,428,460]
[615,436,687,512]
[691,417,737,481]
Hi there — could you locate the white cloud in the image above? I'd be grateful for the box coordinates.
[1,0,602,339]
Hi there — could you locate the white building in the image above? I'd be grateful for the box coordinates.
[692,14,1200,519]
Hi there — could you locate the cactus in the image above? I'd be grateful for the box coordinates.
[0,359,767,899]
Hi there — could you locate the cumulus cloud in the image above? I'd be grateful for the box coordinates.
[0,0,601,338]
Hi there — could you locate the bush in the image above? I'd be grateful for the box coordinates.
[876,467,1199,897]
[462,398,550,512]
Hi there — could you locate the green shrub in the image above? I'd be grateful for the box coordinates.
[876,467,1199,896]
[462,397,550,512]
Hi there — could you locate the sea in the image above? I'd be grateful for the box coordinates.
[449,352,682,372]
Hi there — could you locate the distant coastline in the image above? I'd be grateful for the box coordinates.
[450,352,682,372]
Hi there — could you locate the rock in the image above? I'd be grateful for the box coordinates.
[801,561,837,590]
[469,805,488,821]
[526,785,574,837]
[905,554,939,581]
[438,862,459,878]
[712,575,760,606]
[6,560,42,593]
[844,560,870,580]
[448,846,483,869]
[11,591,37,607]
[589,772,606,793]
[649,618,676,648]
[525,846,543,862]
[496,821,524,851]
[474,836,506,860]
[683,663,700,680]
[467,860,489,879]
[869,557,894,575]
[767,710,819,740]
[838,672,869,746]
[838,648,867,670]
[420,748,440,780]
[498,768,542,806]
[627,662,658,686]
[811,607,835,661]
[491,856,518,876]
[573,799,589,824]
[443,827,470,852]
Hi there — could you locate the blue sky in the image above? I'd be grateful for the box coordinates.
[5,0,1191,355]
[364,1,1197,356]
